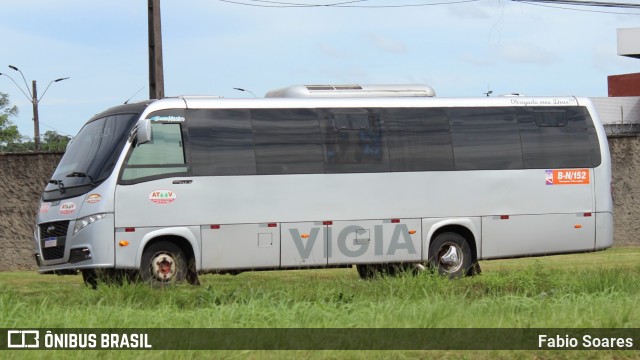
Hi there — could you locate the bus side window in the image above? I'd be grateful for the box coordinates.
[384,107,454,172]
[322,109,389,173]
[449,107,523,171]
[251,108,324,175]
[121,122,188,182]
[187,109,257,176]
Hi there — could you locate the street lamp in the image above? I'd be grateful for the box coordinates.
[2,65,69,151]
[233,87,257,98]
[0,72,31,101]
[8,65,32,98]
[40,77,70,101]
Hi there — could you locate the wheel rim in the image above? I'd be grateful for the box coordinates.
[150,252,177,282]
[437,242,463,274]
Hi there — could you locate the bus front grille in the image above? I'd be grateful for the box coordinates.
[42,246,66,261]
[39,220,70,261]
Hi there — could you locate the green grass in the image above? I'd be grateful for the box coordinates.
[1,247,639,359]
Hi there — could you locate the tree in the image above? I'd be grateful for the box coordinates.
[41,130,71,151]
[0,92,21,146]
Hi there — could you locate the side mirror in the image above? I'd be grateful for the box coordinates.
[136,119,152,144]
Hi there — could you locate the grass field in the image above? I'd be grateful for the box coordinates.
[1,247,639,359]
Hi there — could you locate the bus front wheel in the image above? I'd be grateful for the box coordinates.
[140,241,187,285]
[356,264,379,279]
[428,232,472,278]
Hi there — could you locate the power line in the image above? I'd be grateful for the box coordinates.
[513,0,640,9]
[220,0,640,12]
[512,0,640,15]
[219,0,480,8]
[38,121,73,137]
[239,0,371,6]
[334,0,480,7]
[219,0,369,7]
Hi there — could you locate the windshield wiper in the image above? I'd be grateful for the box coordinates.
[47,172,96,194]
[66,172,96,186]
[49,179,66,194]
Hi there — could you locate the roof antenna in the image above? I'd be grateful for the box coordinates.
[483,84,493,97]
[233,87,257,98]
[124,86,146,104]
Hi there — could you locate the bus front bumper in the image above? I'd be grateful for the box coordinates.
[34,214,116,274]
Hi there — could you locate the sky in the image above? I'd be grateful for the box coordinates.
[1,0,639,138]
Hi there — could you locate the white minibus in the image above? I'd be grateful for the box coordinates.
[34,85,613,286]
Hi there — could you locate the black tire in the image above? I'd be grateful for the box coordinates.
[467,261,482,276]
[357,263,419,279]
[356,264,380,280]
[81,269,136,289]
[140,241,188,286]
[380,263,417,277]
[428,232,473,278]
[81,269,99,290]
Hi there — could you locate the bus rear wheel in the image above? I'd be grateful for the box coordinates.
[356,263,418,279]
[428,232,472,278]
[140,241,187,286]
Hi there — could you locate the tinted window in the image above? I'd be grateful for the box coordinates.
[383,108,454,171]
[45,113,139,200]
[187,109,256,176]
[586,112,602,167]
[519,107,598,168]
[321,109,389,173]
[534,110,568,127]
[251,109,324,175]
[333,113,371,130]
[51,114,138,186]
[181,105,601,177]
[449,108,523,170]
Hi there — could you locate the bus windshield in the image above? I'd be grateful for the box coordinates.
[43,113,139,201]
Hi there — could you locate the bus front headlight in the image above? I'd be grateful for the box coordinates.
[73,213,107,235]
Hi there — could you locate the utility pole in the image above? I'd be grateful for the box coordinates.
[32,80,40,151]
[148,0,165,99]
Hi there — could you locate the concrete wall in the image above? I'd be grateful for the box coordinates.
[1,137,639,271]
[609,136,640,246]
[0,153,62,271]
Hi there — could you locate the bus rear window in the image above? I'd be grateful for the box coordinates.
[534,110,568,127]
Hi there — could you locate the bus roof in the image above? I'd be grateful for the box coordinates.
[170,95,588,111]
[265,84,436,98]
